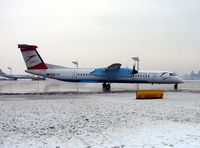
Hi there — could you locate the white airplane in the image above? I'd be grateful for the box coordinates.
[18,44,183,90]
[0,68,45,80]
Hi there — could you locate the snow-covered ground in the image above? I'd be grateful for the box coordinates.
[0,91,200,148]
[0,79,200,94]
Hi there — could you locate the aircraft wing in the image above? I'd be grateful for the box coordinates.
[90,63,132,78]
[105,63,121,71]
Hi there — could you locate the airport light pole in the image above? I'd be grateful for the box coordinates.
[72,60,78,69]
[37,79,40,94]
[132,57,140,90]
[72,60,79,92]
[7,67,12,75]
[132,57,140,70]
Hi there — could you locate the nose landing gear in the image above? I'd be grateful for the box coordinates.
[102,83,111,91]
[174,84,178,90]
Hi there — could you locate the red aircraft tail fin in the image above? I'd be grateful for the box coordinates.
[18,44,48,70]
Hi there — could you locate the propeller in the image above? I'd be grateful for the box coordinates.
[132,64,138,76]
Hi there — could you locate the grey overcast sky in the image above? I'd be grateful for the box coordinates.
[0,0,199,74]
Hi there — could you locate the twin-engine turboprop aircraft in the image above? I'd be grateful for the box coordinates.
[18,44,183,90]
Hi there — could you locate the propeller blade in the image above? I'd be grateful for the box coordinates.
[132,64,138,75]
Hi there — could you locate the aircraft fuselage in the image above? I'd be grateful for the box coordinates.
[26,68,183,84]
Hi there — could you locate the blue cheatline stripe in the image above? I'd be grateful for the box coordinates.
[57,79,150,83]
[80,80,98,83]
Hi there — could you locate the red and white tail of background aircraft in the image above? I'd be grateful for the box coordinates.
[18,44,183,90]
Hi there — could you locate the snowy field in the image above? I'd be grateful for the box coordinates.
[0,92,200,147]
[0,79,200,94]
[0,80,200,147]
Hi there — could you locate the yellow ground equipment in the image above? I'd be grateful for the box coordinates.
[136,90,164,99]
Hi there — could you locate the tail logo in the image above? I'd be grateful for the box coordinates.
[25,55,36,62]
[22,50,43,68]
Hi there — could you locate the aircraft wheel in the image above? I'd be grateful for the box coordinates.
[102,83,111,91]
[102,83,107,88]
[174,84,178,90]
[106,83,111,90]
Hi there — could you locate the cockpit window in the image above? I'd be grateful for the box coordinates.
[170,72,177,76]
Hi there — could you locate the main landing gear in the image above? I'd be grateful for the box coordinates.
[102,83,111,91]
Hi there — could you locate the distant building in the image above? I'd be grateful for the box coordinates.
[183,70,200,80]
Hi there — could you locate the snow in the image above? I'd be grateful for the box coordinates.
[0,79,200,94]
[0,91,200,148]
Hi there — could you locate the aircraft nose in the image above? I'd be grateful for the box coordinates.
[177,77,184,84]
